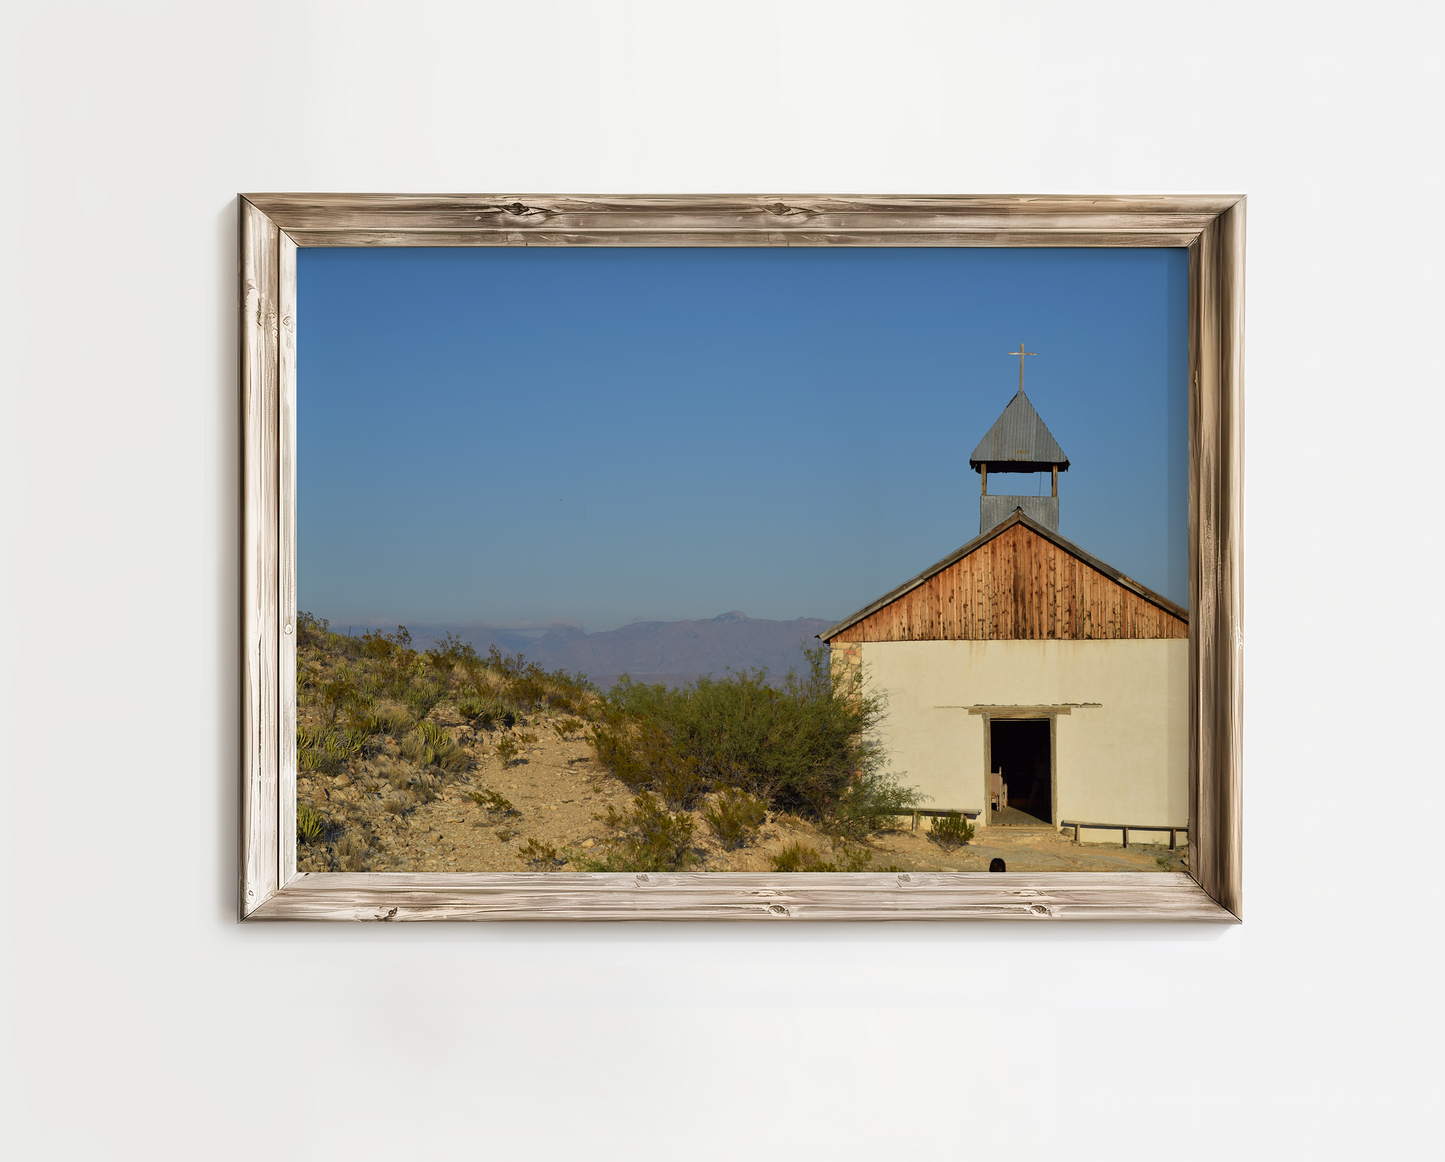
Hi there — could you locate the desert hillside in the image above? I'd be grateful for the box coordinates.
[294,614,1185,875]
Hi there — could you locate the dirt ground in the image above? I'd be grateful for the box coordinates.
[297,708,1186,874]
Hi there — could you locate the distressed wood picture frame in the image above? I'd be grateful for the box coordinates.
[240,194,1243,922]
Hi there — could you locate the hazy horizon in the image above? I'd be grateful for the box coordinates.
[298,246,1188,632]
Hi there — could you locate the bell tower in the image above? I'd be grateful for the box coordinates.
[969,343,1070,534]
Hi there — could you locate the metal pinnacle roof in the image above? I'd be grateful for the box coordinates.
[968,389,1070,473]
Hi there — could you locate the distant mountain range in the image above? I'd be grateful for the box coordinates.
[401,611,838,689]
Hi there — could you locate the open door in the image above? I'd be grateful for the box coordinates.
[989,718,1052,825]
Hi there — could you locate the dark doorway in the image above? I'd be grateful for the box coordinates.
[990,719,1052,825]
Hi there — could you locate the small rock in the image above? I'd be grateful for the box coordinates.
[581,838,596,849]
[334,774,351,787]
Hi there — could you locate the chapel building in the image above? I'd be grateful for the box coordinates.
[818,376,1188,845]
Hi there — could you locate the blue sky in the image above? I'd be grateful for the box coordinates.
[298,245,1188,631]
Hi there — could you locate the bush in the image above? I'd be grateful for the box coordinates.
[770,842,832,872]
[467,788,519,818]
[928,811,975,851]
[457,693,508,728]
[587,792,698,872]
[483,645,597,715]
[403,682,445,720]
[590,645,921,831]
[769,840,879,872]
[297,746,338,774]
[493,736,520,766]
[552,717,583,740]
[297,802,325,843]
[398,722,468,772]
[517,838,567,870]
[829,768,923,841]
[702,788,767,850]
[371,704,414,736]
[296,725,363,775]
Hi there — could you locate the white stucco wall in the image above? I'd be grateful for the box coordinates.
[857,639,1188,839]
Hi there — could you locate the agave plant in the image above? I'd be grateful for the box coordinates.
[296,802,325,843]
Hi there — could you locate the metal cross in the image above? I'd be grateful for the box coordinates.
[1007,342,1038,392]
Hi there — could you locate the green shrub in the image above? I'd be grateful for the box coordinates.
[591,645,920,831]
[297,802,325,843]
[397,722,468,772]
[371,704,414,736]
[770,842,834,872]
[297,746,338,774]
[928,811,975,851]
[656,751,704,810]
[457,693,507,728]
[831,844,880,872]
[586,719,655,790]
[482,645,596,715]
[467,789,519,818]
[770,840,879,872]
[296,616,590,782]
[588,792,698,872]
[297,725,362,774]
[403,682,445,720]
[297,610,329,646]
[828,768,923,841]
[427,631,483,675]
[702,788,767,850]
[517,838,566,870]
[494,736,520,766]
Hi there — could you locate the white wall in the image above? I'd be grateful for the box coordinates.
[1,3,1439,1158]
[864,639,1188,829]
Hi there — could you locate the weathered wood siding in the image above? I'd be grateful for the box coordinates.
[832,523,1187,643]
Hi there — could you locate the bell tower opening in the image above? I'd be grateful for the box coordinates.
[970,342,1070,535]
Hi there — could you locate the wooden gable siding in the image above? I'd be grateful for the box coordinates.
[831,523,1187,643]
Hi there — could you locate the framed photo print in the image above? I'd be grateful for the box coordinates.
[240,194,1243,921]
